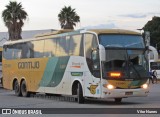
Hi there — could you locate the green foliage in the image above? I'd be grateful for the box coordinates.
[143,16,160,51]
[58,6,80,29]
[1,1,28,40]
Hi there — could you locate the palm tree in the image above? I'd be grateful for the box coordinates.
[58,6,80,29]
[2,1,28,40]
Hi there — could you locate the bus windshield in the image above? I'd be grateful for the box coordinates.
[99,34,145,48]
[102,48,149,80]
[150,62,160,70]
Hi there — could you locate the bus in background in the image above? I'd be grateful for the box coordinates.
[148,46,159,79]
[150,60,160,79]
[0,47,2,84]
[2,29,150,103]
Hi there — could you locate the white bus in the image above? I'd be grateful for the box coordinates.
[149,60,160,79]
[148,46,159,79]
[2,29,149,103]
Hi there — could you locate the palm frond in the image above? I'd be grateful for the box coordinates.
[58,6,80,29]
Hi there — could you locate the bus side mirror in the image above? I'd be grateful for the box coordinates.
[91,49,98,61]
[91,49,100,70]
[91,49,101,77]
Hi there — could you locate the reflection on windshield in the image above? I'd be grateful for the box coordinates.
[99,35,145,48]
[103,48,148,79]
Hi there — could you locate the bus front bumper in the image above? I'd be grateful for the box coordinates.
[101,88,149,99]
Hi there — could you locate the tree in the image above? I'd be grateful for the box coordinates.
[58,6,80,29]
[143,16,160,51]
[2,1,28,40]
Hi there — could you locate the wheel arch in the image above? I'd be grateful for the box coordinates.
[20,78,26,85]
[71,79,83,95]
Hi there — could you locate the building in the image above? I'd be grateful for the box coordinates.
[0,29,56,47]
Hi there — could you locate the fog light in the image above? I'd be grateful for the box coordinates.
[141,84,148,89]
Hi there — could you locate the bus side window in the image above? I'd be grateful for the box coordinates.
[28,42,34,58]
[31,40,44,58]
[21,43,30,58]
[44,38,56,57]
[69,34,83,56]
[3,45,12,59]
[13,44,23,59]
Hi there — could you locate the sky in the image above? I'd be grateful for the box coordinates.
[0,0,160,32]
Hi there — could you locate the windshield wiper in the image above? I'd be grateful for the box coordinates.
[123,53,130,78]
[128,56,142,79]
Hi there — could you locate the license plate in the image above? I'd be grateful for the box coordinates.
[125,92,133,95]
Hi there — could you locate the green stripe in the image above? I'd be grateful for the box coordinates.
[40,56,70,87]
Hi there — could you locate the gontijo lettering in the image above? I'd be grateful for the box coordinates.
[18,61,39,69]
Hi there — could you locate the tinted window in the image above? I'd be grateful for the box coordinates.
[99,35,144,48]
[3,44,22,59]
[150,62,160,70]
[32,40,44,58]
[69,34,83,56]
[44,38,56,57]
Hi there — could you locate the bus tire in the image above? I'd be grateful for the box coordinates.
[77,83,84,104]
[14,80,21,96]
[115,98,122,103]
[21,80,30,97]
[0,77,2,86]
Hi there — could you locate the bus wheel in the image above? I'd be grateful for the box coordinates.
[115,98,122,103]
[21,80,30,97]
[14,80,21,96]
[77,83,85,104]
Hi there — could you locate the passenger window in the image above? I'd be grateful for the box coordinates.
[32,40,44,58]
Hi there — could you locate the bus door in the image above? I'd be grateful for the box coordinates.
[84,49,101,98]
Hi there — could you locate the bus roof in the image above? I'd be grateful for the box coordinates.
[87,29,141,35]
[35,29,141,37]
[3,29,141,45]
[35,29,74,38]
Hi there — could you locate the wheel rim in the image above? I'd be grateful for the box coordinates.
[22,83,27,95]
[15,82,19,93]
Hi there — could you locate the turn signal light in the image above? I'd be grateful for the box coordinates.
[109,72,121,78]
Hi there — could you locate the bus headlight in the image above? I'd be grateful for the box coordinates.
[106,84,115,89]
[141,84,148,89]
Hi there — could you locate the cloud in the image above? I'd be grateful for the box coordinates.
[83,23,117,29]
[147,12,160,16]
[119,12,160,19]
[119,14,147,18]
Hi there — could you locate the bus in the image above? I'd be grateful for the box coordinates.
[149,60,160,79]
[148,46,159,79]
[2,29,149,103]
